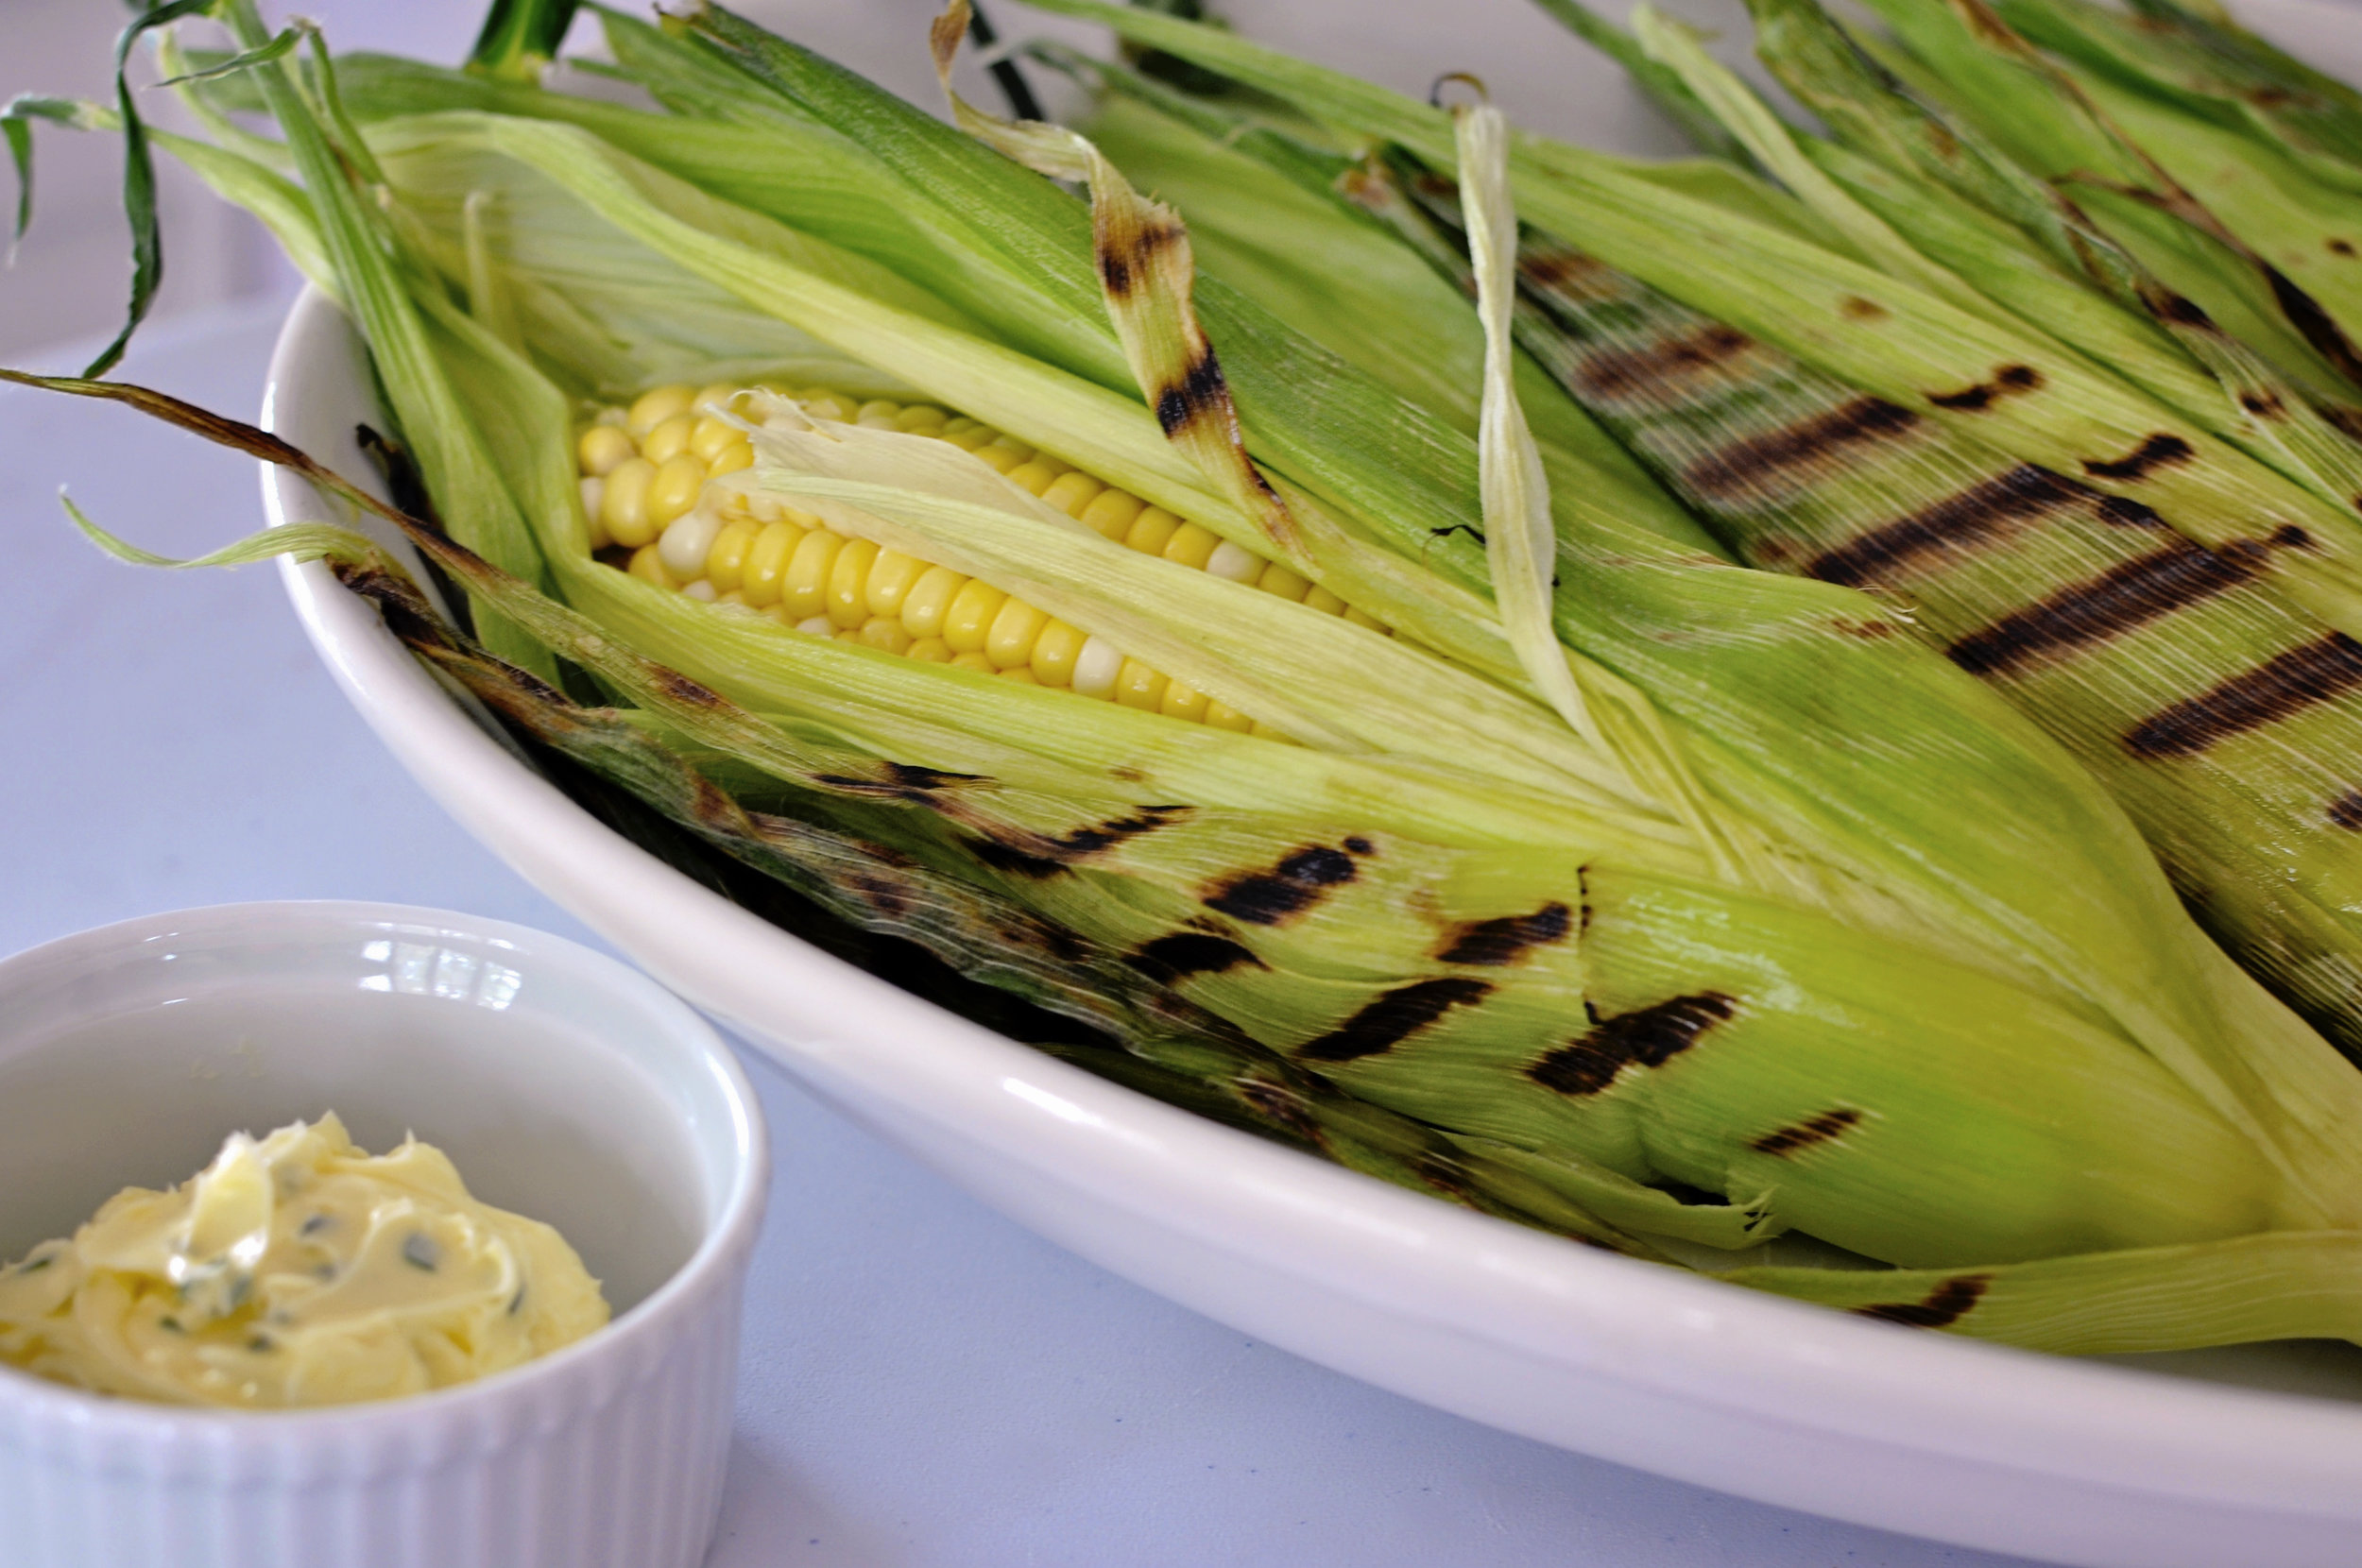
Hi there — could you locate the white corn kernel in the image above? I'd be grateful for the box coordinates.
[659,508,724,580]
[1071,636,1123,700]
[681,579,718,602]
[1207,540,1262,583]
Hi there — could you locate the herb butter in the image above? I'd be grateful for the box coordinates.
[0,1114,608,1407]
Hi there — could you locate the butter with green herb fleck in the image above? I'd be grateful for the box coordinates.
[0,1115,608,1407]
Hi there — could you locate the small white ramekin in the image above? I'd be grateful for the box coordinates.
[0,901,768,1568]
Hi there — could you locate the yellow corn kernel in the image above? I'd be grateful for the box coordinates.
[985,597,1049,668]
[1001,667,1039,685]
[641,413,697,466]
[646,454,708,529]
[908,636,953,663]
[601,456,659,548]
[742,520,802,608]
[1257,561,1312,602]
[578,424,636,477]
[973,444,1028,475]
[689,416,742,464]
[858,616,915,656]
[855,400,901,423]
[1162,521,1221,571]
[829,537,881,629]
[1123,506,1182,556]
[856,549,919,619]
[705,520,757,593]
[834,627,863,644]
[627,542,678,588]
[940,425,998,452]
[1078,488,1145,541]
[1030,620,1086,687]
[1039,471,1105,520]
[1158,679,1211,723]
[692,382,744,415]
[1344,605,1389,633]
[1205,699,1256,732]
[1305,583,1349,616]
[986,436,1036,463]
[706,440,754,479]
[943,580,1010,655]
[895,405,948,432]
[783,529,847,622]
[1004,460,1062,497]
[1115,657,1169,711]
[941,415,981,434]
[899,566,968,639]
[627,383,695,435]
[950,650,998,674]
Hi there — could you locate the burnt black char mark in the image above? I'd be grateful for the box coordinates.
[1528,992,1737,1097]
[1204,843,1368,926]
[2127,633,2362,758]
[1128,930,1266,984]
[969,805,1193,878]
[1799,466,2079,589]
[1684,398,1922,503]
[1565,323,1757,404]
[1853,1275,1991,1329]
[1437,902,1573,966]
[1749,1107,1862,1156]
[1944,533,2278,677]
[2083,434,2196,483]
[1297,978,1495,1064]
[1927,364,2044,411]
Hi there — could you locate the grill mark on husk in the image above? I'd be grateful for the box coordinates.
[1853,1275,1991,1328]
[1204,842,1368,926]
[1528,992,1737,1097]
[1436,902,1573,966]
[1749,1107,1862,1156]
[1129,929,1266,984]
[2126,633,2362,757]
[1944,533,2287,676]
[1798,466,2081,588]
[2083,433,2196,482]
[1682,398,1922,502]
[1297,978,1495,1063]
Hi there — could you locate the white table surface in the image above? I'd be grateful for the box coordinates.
[16,0,2354,1555]
[0,280,2039,1568]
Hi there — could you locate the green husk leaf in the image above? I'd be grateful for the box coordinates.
[1454,99,1600,746]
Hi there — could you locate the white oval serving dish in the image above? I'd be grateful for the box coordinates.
[0,901,769,1568]
[260,3,2362,1561]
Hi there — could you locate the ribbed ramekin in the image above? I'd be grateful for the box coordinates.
[0,902,768,1568]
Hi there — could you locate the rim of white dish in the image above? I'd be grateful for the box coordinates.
[0,897,770,1437]
[261,284,2362,1518]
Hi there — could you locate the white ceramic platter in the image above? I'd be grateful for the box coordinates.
[264,3,2362,1562]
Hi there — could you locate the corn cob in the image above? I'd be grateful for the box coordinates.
[51,0,2362,1355]
[573,378,1382,733]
